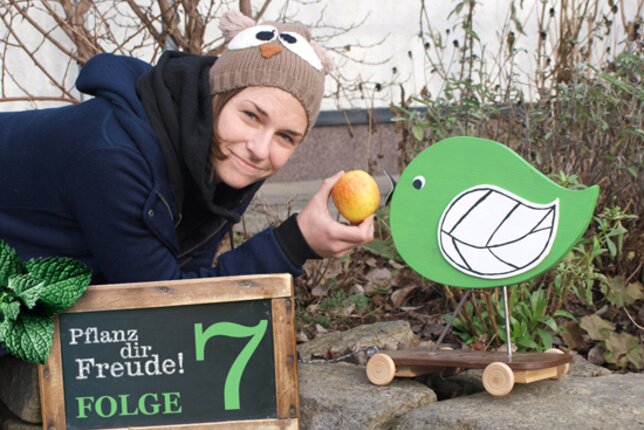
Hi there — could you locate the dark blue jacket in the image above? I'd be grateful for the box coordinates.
[0,54,303,284]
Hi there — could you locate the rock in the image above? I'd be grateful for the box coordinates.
[569,351,612,377]
[390,374,644,430]
[587,345,606,366]
[298,362,436,430]
[3,420,41,430]
[0,356,41,423]
[414,340,435,350]
[297,320,418,363]
[297,331,310,343]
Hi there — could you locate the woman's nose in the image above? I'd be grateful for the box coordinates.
[246,131,271,160]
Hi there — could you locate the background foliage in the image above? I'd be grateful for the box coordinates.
[294,0,643,371]
[0,0,641,370]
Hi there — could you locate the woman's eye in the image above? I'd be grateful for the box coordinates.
[412,175,426,190]
[243,111,257,120]
[278,133,294,145]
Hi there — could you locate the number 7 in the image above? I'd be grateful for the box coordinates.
[194,320,268,410]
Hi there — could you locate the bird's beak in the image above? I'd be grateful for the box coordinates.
[384,170,397,206]
[260,43,283,59]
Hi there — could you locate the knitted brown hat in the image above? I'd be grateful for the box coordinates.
[209,11,333,131]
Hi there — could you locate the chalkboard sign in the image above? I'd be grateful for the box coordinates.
[38,274,299,430]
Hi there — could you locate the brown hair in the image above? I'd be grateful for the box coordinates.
[209,88,243,170]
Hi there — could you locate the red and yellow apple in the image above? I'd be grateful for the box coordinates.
[331,170,380,223]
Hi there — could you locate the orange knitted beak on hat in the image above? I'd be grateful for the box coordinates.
[260,43,283,59]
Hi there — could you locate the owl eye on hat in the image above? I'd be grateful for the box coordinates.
[209,10,333,132]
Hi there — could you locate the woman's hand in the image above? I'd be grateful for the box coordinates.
[297,171,375,259]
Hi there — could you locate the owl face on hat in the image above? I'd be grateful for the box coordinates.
[209,11,333,132]
[226,23,323,71]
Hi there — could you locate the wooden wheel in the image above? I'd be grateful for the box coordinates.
[545,348,570,380]
[366,353,396,386]
[482,362,515,396]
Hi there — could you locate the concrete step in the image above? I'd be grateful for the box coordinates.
[242,175,395,233]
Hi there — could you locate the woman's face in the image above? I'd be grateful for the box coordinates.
[212,86,307,189]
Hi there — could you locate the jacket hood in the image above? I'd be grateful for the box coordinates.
[75,53,151,120]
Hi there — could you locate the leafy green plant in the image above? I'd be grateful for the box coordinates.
[551,241,608,308]
[551,205,637,308]
[601,277,644,309]
[295,308,330,332]
[593,206,638,262]
[549,171,588,190]
[0,240,91,364]
[349,294,370,313]
[361,206,402,262]
[318,288,348,313]
[503,288,574,351]
[451,285,573,352]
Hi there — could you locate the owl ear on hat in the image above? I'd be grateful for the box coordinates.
[312,41,335,75]
[219,10,256,42]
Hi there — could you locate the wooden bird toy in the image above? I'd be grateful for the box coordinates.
[367,136,599,396]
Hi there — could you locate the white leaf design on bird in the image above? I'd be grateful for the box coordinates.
[438,184,559,279]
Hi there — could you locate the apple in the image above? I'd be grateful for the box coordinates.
[331,170,380,223]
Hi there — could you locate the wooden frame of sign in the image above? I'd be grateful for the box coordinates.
[38,274,299,430]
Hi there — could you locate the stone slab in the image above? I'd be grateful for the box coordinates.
[390,373,644,430]
[299,362,436,430]
[0,356,40,424]
[297,320,417,363]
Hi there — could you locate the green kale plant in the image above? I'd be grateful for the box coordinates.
[0,240,91,364]
[451,285,573,352]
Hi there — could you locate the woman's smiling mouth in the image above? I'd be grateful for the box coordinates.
[229,151,266,173]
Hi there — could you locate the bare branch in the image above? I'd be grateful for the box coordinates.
[1,0,392,108]
[239,0,252,17]
[7,0,86,63]
[254,0,273,22]
[123,0,165,45]
[44,0,102,62]
[0,8,76,98]
[183,0,206,53]
[157,0,189,50]
[0,96,79,104]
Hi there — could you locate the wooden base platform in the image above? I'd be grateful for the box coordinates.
[366,349,572,396]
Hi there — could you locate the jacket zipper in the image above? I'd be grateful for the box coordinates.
[155,191,229,262]
[177,220,227,259]
[157,192,185,228]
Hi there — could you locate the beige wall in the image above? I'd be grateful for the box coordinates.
[270,121,401,183]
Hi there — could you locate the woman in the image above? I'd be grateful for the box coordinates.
[0,11,374,285]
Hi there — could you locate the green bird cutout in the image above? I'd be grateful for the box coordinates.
[390,136,599,288]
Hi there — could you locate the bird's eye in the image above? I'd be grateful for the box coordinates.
[227,25,278,50]
[412,176,426,190]
[280,33,297,44]
[278,31,323,71]
[256,30,276,41]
